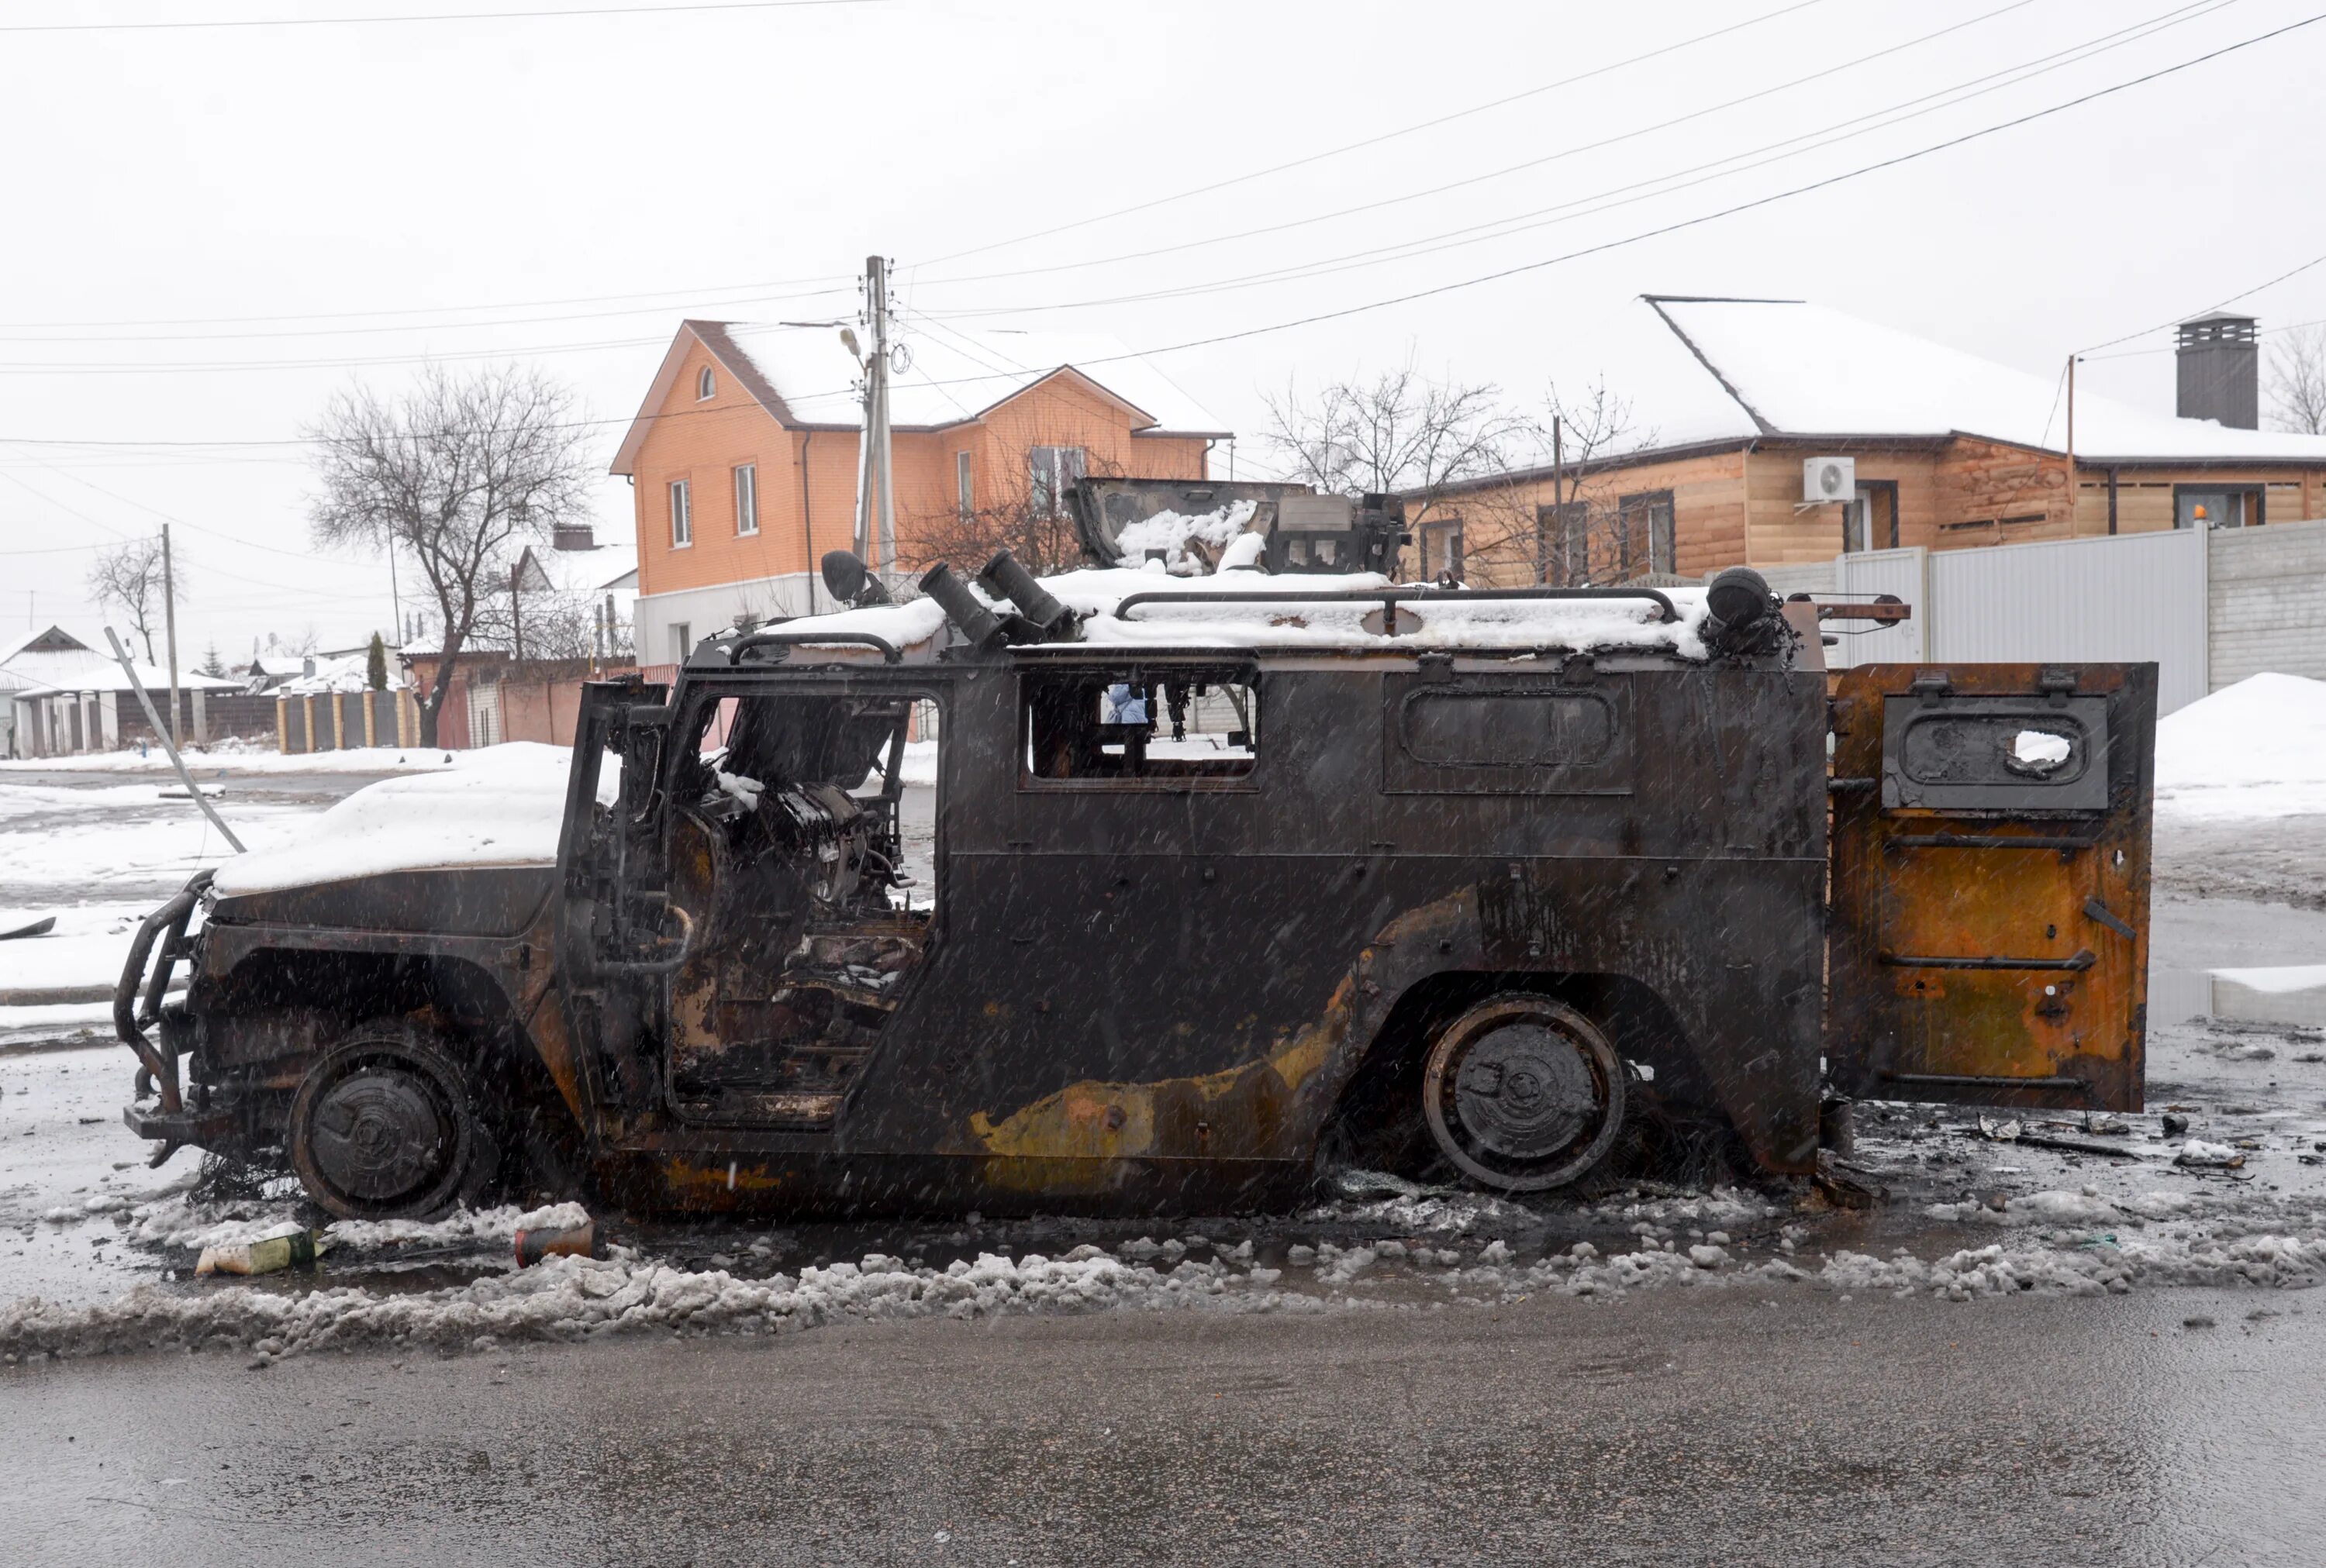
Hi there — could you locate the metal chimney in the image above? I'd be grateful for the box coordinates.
[2176,313,2259,429]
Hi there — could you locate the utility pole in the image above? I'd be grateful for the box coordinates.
[2065,354,2078,533]
[851,255,897,572]
[1544,416,1565,584]
[160,523,181,748]
[387,538,402,648]
[510,559,526,663]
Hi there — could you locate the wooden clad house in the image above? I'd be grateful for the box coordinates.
[1409,296,2326,588]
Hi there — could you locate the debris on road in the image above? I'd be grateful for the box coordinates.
[194,1225,324,1277]
[2175,1141,2247,1170]
[514,1219,596,1267]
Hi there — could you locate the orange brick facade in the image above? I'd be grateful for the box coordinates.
[617,328,1214,660]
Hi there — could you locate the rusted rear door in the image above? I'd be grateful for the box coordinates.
[1827,663,2158,1111]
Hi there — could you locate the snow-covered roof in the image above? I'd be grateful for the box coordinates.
[0,626,90,667]
[6,656,240,699]
[738,562,1713,663]
[1647,296,2326,463]
[611,320,1231,473]
[520,537,638,598]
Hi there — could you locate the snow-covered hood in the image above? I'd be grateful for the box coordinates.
[209,743,609,898]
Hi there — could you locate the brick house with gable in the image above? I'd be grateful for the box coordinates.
[610,321,1231,664]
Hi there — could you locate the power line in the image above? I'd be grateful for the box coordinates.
[2077,244,2326,355]
[913,0,1832,271]
[0,273,854,334]
[0,280,858,345]
[1,0,886,34]
[913,0,2241,319]
[912,0,2060,292]
[10,16,2319,450]
[890,9,2326,389]
[0,0,2211,376]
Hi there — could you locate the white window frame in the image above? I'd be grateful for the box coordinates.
[669,479,692,548]
[671,622,692,663]
[956,450,974,520]
[696,366,716,401]
[734,464,758,536]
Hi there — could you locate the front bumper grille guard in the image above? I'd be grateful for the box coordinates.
[115,870,210,1122]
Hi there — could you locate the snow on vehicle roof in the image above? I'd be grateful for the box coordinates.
[209,743,609,897]
[748,563,1714,661]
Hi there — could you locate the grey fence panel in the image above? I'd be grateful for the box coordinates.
[1833,547,1928,667]
[2207,517,2326,691]
[1926,529,2208,713]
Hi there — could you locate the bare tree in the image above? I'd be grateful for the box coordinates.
[892,446,1123,578]
[1462,375,1656,584]
[86,536,176,663]
[307,364,593,746]
[2268,323,2326,435]
[1262,362,1530,526]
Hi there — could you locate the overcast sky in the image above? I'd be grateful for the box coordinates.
[5,0,2324,662]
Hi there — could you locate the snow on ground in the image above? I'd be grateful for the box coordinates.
[0,901,162,1001]
[2156,672,2326,819]
[0,743,457,777]
[0,772,335,1030]
[211,742,602,896]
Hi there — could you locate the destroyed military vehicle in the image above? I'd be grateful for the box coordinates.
[116,487,2159,1221]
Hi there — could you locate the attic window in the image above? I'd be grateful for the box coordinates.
[696,366,716,401]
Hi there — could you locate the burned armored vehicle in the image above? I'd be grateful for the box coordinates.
[117,524,2158,1221]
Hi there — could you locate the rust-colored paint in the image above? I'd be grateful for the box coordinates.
[1826,663,2156,1111]
[957,899,1487,1190]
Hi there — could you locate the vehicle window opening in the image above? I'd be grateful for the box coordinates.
[1023,667,1258,782]
[657,688,946,1124]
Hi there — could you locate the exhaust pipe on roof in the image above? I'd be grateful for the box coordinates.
[917,563,1008,652]
[978,550,1074,639]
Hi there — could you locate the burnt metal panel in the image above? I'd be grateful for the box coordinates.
[1380,674,1634,796]
[1880,692,2110,812]
[1828,662,2157,1114]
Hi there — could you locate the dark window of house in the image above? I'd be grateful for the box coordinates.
[2176,487,2252,529]
[1617,491,1675,578]
[1021,666,1258,785]
[1537,501,1590,586]
[1028,446,1087,517]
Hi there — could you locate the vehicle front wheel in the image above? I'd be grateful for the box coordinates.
[287,1027,496,1221]
[1420,994,1626,1192]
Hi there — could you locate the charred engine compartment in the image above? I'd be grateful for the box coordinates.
[664,694,930,1127]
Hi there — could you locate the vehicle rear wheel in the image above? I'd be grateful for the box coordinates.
[1420,994,1626,1192]
[288,1027,495,1222]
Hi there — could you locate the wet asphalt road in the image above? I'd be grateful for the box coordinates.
[10,1284,2324,1567]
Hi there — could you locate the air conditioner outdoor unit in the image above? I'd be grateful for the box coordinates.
[1803,456,1855,503]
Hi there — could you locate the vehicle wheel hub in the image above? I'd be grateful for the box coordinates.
[1453,1024,1598,1160]
[308,1070,449,1203]
[1422,996,1626,1192]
